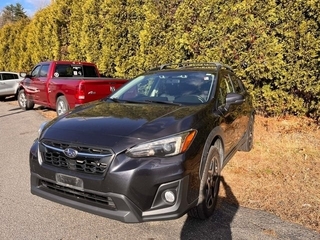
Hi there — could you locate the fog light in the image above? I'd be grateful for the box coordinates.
[164,190,175,203]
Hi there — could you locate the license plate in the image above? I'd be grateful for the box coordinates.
[55,173,84,190]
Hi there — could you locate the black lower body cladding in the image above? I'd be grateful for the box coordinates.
[29,140,199,223]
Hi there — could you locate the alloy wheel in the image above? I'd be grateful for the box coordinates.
[205,157,219,209]
[19,92,26,108]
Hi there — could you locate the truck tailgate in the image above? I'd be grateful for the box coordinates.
[81,78,127,102]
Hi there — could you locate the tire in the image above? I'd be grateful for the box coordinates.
[240,115,254,152]
[14,90,19,100]
[56,96,69,116]
[18,89,34,110]
[188,146,221,219]
[0,96,6,101]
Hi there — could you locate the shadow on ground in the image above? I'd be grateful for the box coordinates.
[180,176,239,240]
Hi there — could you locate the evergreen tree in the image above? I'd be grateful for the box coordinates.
[0,3,28,27]
[80,0,103,64]
[0,0,319,120]
[135,0,183,72]
[68,0,86,61]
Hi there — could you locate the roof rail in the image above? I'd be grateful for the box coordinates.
[157,62,233,71]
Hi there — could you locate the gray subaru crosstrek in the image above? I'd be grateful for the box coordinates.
[29,62,255,223]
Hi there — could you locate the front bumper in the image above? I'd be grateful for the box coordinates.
[31,173,193,223]
[29,140,198,223]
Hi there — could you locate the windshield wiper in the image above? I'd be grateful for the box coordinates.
[144,100,182,106]
[106,98,145,104]
[107,97,120,103]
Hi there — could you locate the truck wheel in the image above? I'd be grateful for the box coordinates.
[56,96,69,116]
[18,89,34,110]
[240,115,254,152]
[188,146,221,219]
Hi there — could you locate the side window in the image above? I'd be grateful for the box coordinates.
[72,66,83,76]
[54,65,73,77]
[2,73,18,80]
[39,64,49,77]
[218,73,233,106]
[83,66,98,77]
[31,65,41,77]
[229,74,244,93]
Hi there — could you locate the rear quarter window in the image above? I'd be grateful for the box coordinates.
[1,73,18,80]
[83,66,99,77]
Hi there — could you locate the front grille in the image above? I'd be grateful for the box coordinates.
[40,140,114,175]
[40,180,116,210]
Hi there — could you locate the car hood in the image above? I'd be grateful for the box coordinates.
[41,101,204,153]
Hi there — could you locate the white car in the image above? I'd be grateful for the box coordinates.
[0,71,24,100]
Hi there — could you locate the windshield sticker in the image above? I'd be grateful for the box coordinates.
[54,72,59,77]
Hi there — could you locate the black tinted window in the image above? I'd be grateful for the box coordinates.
[54,65,73,77]
[83,66,98,77]
[1,73,18,80]
[54,64,98,78]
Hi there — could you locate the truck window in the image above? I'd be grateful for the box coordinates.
[83,65,98,77]
[31,66,41,77]
[39,64,50,77]
[54,65,74,77]
[54,64,98,78]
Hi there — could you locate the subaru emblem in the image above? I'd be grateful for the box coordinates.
[64,148,78,158]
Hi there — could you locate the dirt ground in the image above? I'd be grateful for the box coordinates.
[11,100,320,233]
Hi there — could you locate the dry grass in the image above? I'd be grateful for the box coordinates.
[8,99,320,232]
[221,115,320,233]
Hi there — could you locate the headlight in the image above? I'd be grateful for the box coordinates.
[126,130,197,158]
[38,121,48,138]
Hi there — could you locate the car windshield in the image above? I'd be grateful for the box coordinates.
[109,71,215,105]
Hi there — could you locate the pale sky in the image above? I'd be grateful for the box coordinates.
[0,0,51,16]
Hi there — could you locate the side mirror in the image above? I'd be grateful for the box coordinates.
[225,93,245,109]
[20,72,32,78]
[20,72,27,78]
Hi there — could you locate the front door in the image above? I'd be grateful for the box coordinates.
[28,64,50,105]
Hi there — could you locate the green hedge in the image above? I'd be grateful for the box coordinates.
[0,0,319,121]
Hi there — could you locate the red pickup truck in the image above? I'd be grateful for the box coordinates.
[17,61,127,115]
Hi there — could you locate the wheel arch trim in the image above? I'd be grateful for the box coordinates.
[198,126,225,178]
